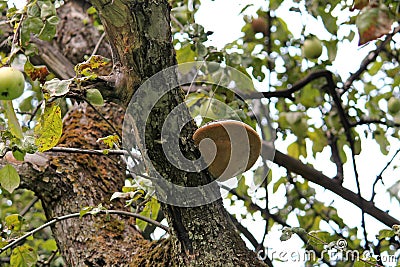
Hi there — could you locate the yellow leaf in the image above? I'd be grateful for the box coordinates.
[34,104,62,152]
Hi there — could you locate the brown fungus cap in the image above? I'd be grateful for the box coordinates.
[193,120,261,181]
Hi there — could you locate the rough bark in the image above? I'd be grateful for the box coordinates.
[19,103,143,266]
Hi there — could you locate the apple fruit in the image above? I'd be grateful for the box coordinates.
[388,97,400,114]
[0,67,25,100]
[302,37,323,59]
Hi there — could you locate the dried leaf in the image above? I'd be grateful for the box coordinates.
[356,5,393,45]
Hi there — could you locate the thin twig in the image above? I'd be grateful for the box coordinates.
[350,119,400,128]
[83,99,122,140]
[170,14,185,32]
[20,196,39,217]
[28,99,44,126]
[41,249,58,265]
[0,209,169,253]
[371,148,400,202]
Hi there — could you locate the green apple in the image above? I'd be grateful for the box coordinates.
[0,67,25,100]
[302,38,323,59]
[86,88,104,106]
[388,97,400,114]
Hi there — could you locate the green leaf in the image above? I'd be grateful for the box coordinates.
[24,16,44,35]
[74,55,111,77]
[136,197,160,231]
[270,0,284,11]
[0,240,8,249]
[292,118,308,139]
[10,245,37,267]
[318,8,337,35]
[291,227,306,235]
[298,85,321,108]
[176,44,196,64]
[87,6,97,15]
[273,176,286,193]
[353,261,366,267]
[195,42,207,58]
[19,96,34,112]
[0,164,21,193]
[230,67,254,92]
[287,140,306,159]
[325,39,338,62]
[239,4,253,14]
[12,149,26,161]
[377,229,395,239]
[38,16,59,41]
[374,127,389,155]
[280,227,293,241]
[368,60,383,76]
[34,104,63,152]
[236,175,249,197]
[5,214,24,231]
[38,0,56,19]
[21,17,43,47]
[285,112,302,125]
[39,239,57,251]
[27,3,40,17]
[308,128,328,156]
[79,206,94,218]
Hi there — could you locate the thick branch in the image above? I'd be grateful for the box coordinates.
[268,142,400,227]
[239,69,332,100]
[31,38,75,79]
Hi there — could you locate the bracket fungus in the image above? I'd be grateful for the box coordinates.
[193,120,261,181]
